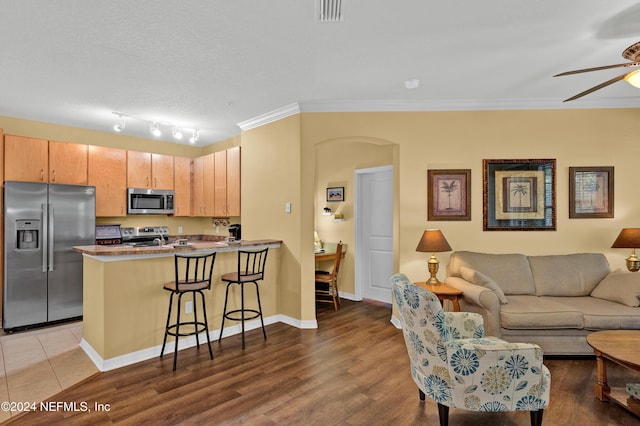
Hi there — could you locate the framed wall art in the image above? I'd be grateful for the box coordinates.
[569,166,614,218]
[326,186,344,202]
[483,159,556,231]
[427,169,471,221]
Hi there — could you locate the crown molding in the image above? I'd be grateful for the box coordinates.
[237,97,640,131]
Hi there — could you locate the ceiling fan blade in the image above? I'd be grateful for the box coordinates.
[563,73,629,102]
[554,62,640,77]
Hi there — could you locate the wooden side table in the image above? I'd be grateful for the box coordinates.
[414,281,463,312]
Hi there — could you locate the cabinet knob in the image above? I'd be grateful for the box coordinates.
[51,170,56,182]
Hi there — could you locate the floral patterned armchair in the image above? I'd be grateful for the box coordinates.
[391,273,550,426]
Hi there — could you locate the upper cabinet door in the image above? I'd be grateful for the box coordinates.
[173,156,191,216]
[214,150,227,216]
[127,151,151,188]
[49,140,88,185]
[226,147,241,217]
[151,153,174,190]
[4,135,49,182]
[89,145,127,217]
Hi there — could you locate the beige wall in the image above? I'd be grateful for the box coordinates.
[302,109,640,288]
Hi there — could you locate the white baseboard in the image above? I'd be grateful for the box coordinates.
[81,313,317,372]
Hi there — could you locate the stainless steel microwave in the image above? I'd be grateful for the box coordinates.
[127,188,174,215]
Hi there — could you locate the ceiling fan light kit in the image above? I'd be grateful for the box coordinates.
[555,41,640,101]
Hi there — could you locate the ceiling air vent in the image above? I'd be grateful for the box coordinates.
[317,0,344,23]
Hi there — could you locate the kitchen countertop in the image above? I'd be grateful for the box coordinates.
[73,239,282,256]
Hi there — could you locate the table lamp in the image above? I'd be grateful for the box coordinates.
[611,228,640,272]
[416,229,452,284]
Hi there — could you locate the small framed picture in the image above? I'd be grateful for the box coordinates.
[427,169,471,221]
[569,166,614,218]
[326,187,344,202]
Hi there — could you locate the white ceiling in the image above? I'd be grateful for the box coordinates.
[1,0,640,145]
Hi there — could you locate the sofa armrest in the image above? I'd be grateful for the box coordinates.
[446,276,503,338]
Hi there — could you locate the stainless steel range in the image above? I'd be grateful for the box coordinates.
[121,226,169,247]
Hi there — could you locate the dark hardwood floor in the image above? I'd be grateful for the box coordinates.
[5,299,640,425]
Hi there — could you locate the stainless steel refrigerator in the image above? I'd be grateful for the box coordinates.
[3,181,95,331]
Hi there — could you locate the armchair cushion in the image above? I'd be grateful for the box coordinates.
[591,269,640,307]
[460,266,508,304]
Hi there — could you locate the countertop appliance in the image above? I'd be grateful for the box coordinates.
[4,181,96,331]
[95,224,122,245]
[121,226,169,247]
[228,224,241,241]
[127,188,174,215]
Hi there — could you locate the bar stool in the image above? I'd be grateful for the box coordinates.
[218,248,269,350]
[160,252,216,370]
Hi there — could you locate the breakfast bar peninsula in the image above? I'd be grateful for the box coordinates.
[73,239,281,371]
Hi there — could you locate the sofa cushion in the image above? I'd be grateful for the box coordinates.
[459,266,508,304]
[547,296,640,329]
[500,296,584,329]
[447,251,536,295]
[528,253,610,297]
[591,269,640,307]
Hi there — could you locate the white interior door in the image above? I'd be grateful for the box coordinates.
[355,166,393,303]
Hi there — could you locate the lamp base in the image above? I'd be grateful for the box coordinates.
[427,254,441,285]
[627,253,640,272]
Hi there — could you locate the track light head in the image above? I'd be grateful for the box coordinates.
[150,122,162,137]
[189,129,200,144]
[172,126,183,140]
[113,114,125,132]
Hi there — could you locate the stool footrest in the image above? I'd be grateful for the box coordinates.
[223,309,261,322]
[165,321,209,338]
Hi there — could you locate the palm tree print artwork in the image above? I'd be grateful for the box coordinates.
[428,170,471,221]
[511,182,529,208]
[440,180,459,210]
[569,167,613,218]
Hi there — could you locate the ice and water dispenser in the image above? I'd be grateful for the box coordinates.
[16,219,39,250]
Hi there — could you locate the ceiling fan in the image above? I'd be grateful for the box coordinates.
[554,41,640,102]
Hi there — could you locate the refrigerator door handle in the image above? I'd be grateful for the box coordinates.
[42,203,48,272]
[48,204,54,271]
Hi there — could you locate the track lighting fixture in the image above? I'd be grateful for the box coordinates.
[189,129,200,144]
[111,111,200,143]
[172,126,183,140]
[113,114,126,132]
[150,122,162,137]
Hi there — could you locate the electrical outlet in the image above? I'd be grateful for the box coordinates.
[185,301,193,314]
[285,202,291,213]
[178,226,183,234]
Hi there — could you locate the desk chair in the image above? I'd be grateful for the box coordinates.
[315,241,344,310]
[219,248,269,349]
[160,252,216,371]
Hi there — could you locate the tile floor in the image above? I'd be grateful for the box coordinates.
[0,321,98,421]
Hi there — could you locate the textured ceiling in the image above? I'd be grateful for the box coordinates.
[1,0,640,145]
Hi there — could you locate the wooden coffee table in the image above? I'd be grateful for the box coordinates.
[587,330,640,416]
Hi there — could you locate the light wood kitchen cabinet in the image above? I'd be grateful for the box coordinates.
[214,150,227,216]
[213,147,241,217]
[226,146,241,216]
[4,135,88,185]
[49,140,88,185]
[173,156,191,216]
[5,135,48,182]
[192,153,215,216]
[89,145,127,217]
[127,151,174,190]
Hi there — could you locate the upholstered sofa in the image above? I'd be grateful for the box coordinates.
[445,251,640,356]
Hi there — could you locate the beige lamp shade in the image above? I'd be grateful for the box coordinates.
[612,228,640,272]
[416,229,452,284]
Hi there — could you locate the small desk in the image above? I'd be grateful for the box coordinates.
[314,250,345,262]
[414,281,463,312]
